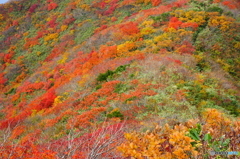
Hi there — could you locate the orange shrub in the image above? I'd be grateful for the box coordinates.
[120,22,140,36]
[151,0,161,6]
[48,2,58,11]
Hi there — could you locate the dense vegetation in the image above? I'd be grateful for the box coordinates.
[0,0,239,158]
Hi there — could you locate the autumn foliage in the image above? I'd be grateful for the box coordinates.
[0,0,239,158]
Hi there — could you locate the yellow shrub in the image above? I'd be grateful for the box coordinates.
[118,124,198,158]
[44,33,59,42]
[117,41,137,57]
[23,32,29,37]
[78,4,91,11]
[0,14,4,21]
[234,42,240,49]
[208,15,234,31]
[202,109,231,138]
[140,26,155,36]
[58,52,69,64]
[53,92,69,106]
[60,25,68,31]
[173,10,207,26]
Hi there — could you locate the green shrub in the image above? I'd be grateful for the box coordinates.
[195,59,210,72]
[177,81,240,116]
[187,123,230,153]
[107,110,124,120]
[4,88,16,95]
[95,84,102,90]
[125,96,137,103]
[96,64,130,82]
[150,12,170,22]
[115,65,129,73]
[114,83,128,93]
[97,70,114,82]
[206,6,223,14]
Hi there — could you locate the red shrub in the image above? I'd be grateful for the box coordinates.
[0,73,7,85]
[48,2,58,11]
[98,1,107,9]
[19,81,45,93]
[12,20,19,26]
[172,0,188,8]
[0,110,30,129]
[181,22,198,30]
[222,0,237,9]
[94,25,108,34]
[4,53,13,63]
[168,17,183,29]
[47,17,57,28]
[28,4,38,13]
[35,30,47,39]
[176,41,195,54]
[38,90,56,109]
[24,38,39,49]
[151,0,161,6]
[63,16,75,25]
[120,22,140,35]
[103,4,118,15]
[45,47,61,62]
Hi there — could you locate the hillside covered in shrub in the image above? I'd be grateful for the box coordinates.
[0,0,240,158]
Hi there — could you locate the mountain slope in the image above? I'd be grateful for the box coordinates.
[0,0,240,158]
